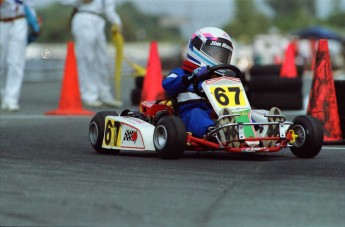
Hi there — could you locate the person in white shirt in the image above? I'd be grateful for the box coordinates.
[60,0,123,107]
[0,0,38,111]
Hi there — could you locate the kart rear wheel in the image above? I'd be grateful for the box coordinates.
[153,116,186,159]
[290,115,323,158]
[89,111,120,154]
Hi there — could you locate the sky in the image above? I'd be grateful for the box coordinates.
[37,0,344,38]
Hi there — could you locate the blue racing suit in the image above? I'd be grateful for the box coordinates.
[162,67,215,138]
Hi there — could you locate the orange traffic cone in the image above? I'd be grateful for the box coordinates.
[280,41,298,78]
[140,41,165,102]
[307,39,342,143]
[46,42,94,116]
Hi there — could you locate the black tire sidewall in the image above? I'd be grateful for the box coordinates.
[135,76,144,89]
[154,116,186,159]
[290,115,323,158]
[131,88,142,105]
[89,111,119,154]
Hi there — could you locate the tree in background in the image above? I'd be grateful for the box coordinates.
[36,4,74,43]
[35,0,345,44]
[222,0,270,43]
[265,0,317,32]
[116,2,181,42]
[265,0,345,40]
[323,0,345,31]
[36,2,181,43]
[222,0,345,42]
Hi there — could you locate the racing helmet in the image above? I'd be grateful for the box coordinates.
[186,27,233,67]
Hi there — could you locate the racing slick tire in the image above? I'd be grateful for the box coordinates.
[89,111,120,154]
[135,76,144,89]
[131,88,141,105]
[249,92,303,110]
[250,76,302,93]
[153,116,186,159]
[249,64,304,77]
[290,115,323,158]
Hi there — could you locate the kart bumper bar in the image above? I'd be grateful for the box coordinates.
[187,121,294,153]
[207,121,293,140]
[187,134,292,153]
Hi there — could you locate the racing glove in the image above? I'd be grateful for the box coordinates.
[182,66,209,86]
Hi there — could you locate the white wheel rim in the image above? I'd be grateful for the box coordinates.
[154,125,168,150]
[292,124,306,148]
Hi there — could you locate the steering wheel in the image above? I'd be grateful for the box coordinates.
[193,64,243,98]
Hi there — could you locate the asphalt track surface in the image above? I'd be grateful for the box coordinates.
[1,80,345,226]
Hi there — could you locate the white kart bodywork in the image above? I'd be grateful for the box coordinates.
[101,116,155,151]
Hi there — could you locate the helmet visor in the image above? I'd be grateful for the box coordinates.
[202,39,233,64]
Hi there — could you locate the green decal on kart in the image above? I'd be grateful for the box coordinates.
[234,109,256,138]
[209,84,255,138]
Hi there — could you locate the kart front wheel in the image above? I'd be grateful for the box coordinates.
[153,116,186,159]
[89,111,120,154]
[290,115,323,158]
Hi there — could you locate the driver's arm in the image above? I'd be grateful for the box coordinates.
[162,68,190,97]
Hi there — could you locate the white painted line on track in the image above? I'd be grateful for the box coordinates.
[322,146,345,150]
[0,115,92,119]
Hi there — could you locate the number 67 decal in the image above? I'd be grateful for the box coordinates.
[104,119,121,146]
[211,86,246,107]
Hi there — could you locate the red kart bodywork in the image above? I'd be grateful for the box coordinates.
[140,101,174,118]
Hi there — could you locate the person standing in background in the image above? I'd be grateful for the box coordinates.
[0,0,39,111]
[59,0,123,107]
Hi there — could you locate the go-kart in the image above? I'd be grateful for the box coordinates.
[89,64,323,159]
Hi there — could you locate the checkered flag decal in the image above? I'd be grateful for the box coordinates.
[123,130,134,141]
[123,129,137,143]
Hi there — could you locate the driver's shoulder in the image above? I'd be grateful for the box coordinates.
[169,67,189,76]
